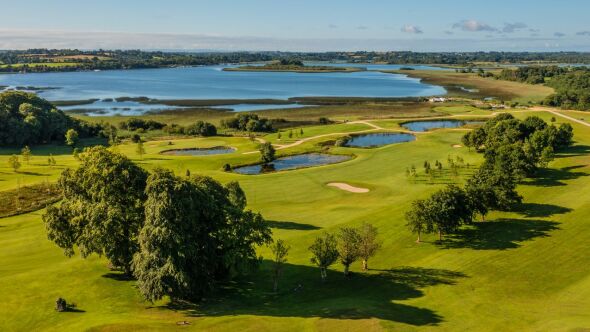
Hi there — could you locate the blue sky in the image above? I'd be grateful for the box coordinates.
[1,0,590,51]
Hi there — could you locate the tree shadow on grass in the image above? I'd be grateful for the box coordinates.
[440,218,559,250]
[102,272,135,281]
[162,263,468,326]
[554,144,590,158]
[17,171,49,176]
[525,165,588,187]
[514,202,572,218]
[266,220,321,231]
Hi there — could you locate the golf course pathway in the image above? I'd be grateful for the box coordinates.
[243,121,382,154]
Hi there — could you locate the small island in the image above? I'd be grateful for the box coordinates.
[223,59,364,73]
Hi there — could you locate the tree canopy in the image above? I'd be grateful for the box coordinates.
[43,147,272,301]
[0,91,102,146]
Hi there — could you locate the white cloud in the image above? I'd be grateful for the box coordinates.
[401,25,423,34]
[453,20,496,32]
[502,22,527,33]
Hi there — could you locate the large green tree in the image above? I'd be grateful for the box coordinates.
[132,170,271,301]
[43,146,148,274]
[260,142,276,164]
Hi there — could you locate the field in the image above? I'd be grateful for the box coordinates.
[1,103,590,331]
[389,70,555,104]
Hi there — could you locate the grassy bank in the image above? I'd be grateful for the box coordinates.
[386,70,554,104]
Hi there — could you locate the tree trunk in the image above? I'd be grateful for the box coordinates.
[416,230,421,243]
[439,230,442,241]
[273,276,278,293]
[321,267,326,282]
[362,259,368,271]
[343,264,350,276]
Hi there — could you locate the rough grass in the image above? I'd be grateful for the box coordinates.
[388,70,554,104]
[1,108,590,331]
[72,102,444,130]
[0,182,60,218]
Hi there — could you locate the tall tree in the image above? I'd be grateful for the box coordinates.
[405,199,433,243]
[357,223,381,271]
[132,169,218,301]
[132,170,271,301]
[429,185,473,241]
[260,142,276,164]
[309,233,339,281]
[43,146,148,274]
[269,239,290,293]
[337,227,361,276]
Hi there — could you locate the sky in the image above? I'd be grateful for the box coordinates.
[1,0,590,52]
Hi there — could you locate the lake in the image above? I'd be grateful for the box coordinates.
[345,133,416,148]
[0,64,446,115]
[161,147,236,156]
[401,120,484,132]
[232,153,352,175]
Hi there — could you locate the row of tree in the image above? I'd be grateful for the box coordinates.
[496,65,568,84]
[309,223,380,281]
[407,114,574,242]
[3,50,590,73]
[43,146,271,302]
[220,113,275,133]
[119,118,218,137]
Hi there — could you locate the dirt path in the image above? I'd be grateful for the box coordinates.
[327,182,370,193]
[243,121,382,154]
[527,106,590,128]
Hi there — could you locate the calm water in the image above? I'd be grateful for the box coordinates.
[0,64,446,102]
[402,120,472,132]
[233,153,351,175]
[209,103,311,112]
[161,147,236,156]
[345,133,416,148]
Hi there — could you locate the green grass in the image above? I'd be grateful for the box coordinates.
[1,109,590,331]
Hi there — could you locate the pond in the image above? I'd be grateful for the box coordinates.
[401,120,482,132]
[161,147,236,156]
[344,133,415,148]
[232,153,352,175]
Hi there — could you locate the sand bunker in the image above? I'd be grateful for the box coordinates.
[452,144,462,148]
[327,182,370,193]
